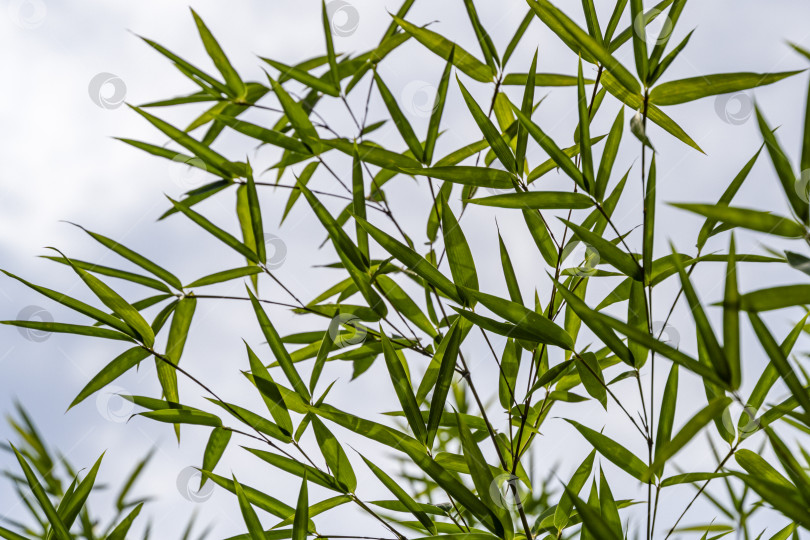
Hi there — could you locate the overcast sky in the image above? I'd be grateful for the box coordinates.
[2,0,810,538]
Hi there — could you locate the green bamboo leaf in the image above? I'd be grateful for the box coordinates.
[168,197,260,262]
[139,408,222,427]
[552,279,635,367]
[576,59,594,191]
[311,416,357,492]
[456,413,514,539]
[201,470,296,518]
[554,450,595,531]
[599,71,703,153]
[107,503,143,540]
[321,0,340,92]
[43,255,172,293]
[426,321,463,447]
[129,105,243,177]
[281,162,319,224]
[187,266,262,288]
[216,114,312,154]
[465,191,594,209]
[575,352,607,409]
[406,166,514,189]
[0,320,134,341]
[581,0,602,44]
[561,219,642,280]
[650,71,802,106]
[1,269,139,337]
[390,15,493,83]
[765,428,810,504]
[244,344,294,436]
[566,420,649,482]
[564,485,622,540]
[361,455,436,534]
[457,77,516,173]
[261,56,339,97]
[502,9,533,67]
[266,75,320,150]
[748,312,810,421]
[515,50,538,178]
[381,330,427,441]
[55,251,155,347]
[424,49,453,164]
[528,359,574,395]
[643,157,656,283]
[650,397,732,477]
[190,9,246,97]
[672,203,805,238]
[656,364,679,450]
[351,148,369,260]
[599,469,623,537]
[355,215,461,303]
[756,106,810,223]
[69,347,150,409]
[723,236,741,389]
[10,445,71,540]
[628,0,648,80]
[441,199,478,300]
[138,35,232,94]
[322,137,421,171]
[497,232,522,305]
[696,149,761,249]
[499,340,519,409]
[526,0,640,94]
[246,447,342,492]
[523,208,559,267]
[201,427,232,488]
[502,73,587,86]
[247,289,311,401]
[374,71,423,158]
[290,475,309,540]
[234,477,268,540]
[462,288,573,349]
[375,275,437,337]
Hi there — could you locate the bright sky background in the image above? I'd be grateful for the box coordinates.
[2,0,810,538]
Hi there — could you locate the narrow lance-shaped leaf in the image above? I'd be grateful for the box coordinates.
[577,58,594,191]
[54,250,155,347]
[723,236,741,389]
[596,107,623,201]
[673,203,806,238]
[380,330,427,442]
[671,244,732,384]
[169,197,259,263]
[426,321,463,447]
[390,15,494,83]
[643,156,656,282]
[561,219,642,280]
[321,0,340,92]
[441,199,478,303]
[655,364,679,450]
[292,474,309,540]
[516,49,537,177]
[628,0,648,80]
[70,347,151,409]
[650,71,802,106]
[457,77,516,173]
[351,147,369,259]
[360,455,436,534]
[566,420,649,482]
[554,450,596,531]
[234,476,268,540]
[498,231,522,305]
[11,445,73,540]
[756,106,809,223]
[201,427,231,488]
[247,288,311,402]
[374,71,423,158]
[311,416,357,492]
[748,312,810,422]
[423,48,453,165]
